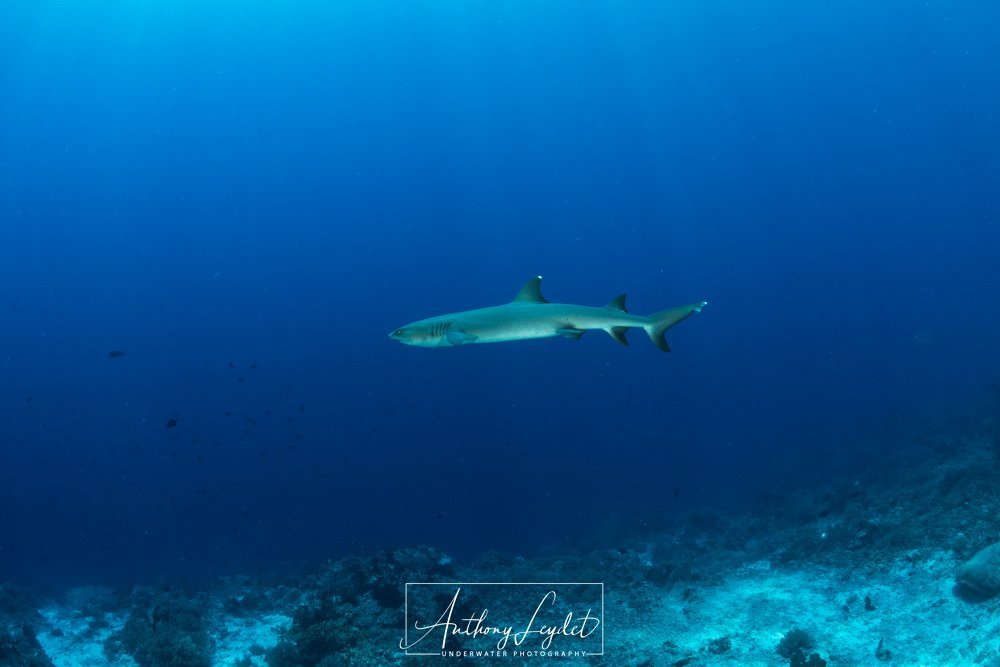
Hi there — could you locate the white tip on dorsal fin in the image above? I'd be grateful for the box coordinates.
[512,276,548,303]
[605,293,627,312]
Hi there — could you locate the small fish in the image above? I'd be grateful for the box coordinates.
[109,350,126,358]
[165,417,178,428]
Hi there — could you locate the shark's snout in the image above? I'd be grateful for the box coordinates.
[389,327,412,344]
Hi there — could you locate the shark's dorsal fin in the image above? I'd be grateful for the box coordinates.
[605,294,628,312]
[512,276,548,304]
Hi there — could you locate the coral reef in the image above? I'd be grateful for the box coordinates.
[3,405,999,665]
[0,584,54,666]
[0,622,54,667]
[956,540,1000,601]
[103,589,212,667]
[266,546,453,666]
[776,628,825,666]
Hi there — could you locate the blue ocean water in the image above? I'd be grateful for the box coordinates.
[1,0,998,596]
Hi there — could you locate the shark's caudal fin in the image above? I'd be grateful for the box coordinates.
[643,301,708,352]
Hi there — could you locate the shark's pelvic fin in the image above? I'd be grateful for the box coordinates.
[605,294,628,312]
[607,326,630,346]
[512,276,548,304]
[644,301,708,352]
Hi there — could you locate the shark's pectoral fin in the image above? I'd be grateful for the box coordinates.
[556,327,586,340]
[607,326,630,346]
[446,331,478,346]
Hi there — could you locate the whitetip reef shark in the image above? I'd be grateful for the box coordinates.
[389,276,707,351]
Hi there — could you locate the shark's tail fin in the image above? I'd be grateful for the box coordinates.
[643,301,707,352]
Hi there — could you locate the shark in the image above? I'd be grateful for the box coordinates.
[389,276,707,351]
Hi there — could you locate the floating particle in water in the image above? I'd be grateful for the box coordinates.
[109,350,125,358]
[165,417,178,428]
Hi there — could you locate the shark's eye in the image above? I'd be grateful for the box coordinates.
[394,329,404,336]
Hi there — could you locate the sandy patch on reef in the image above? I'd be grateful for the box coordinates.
[210,613,293,666]
[612,551,1000,666]
[37,606,135,667]
[36,603,292,667]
